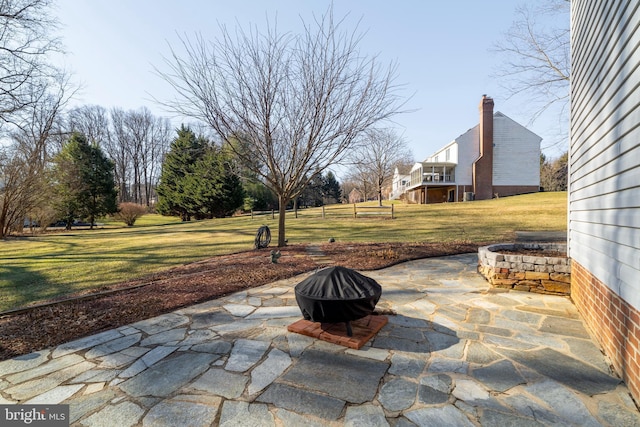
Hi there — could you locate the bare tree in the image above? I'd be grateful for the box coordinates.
[540,151,568,192]
[69,106,171,206]
[143,115,171,206]
[493,0,570,120]
[0,0,61,128]
[156,9,405,246]
[123,108,151,204]
[108,107,133,202]
[0,73,74,237]
[68,104,111,147]
[344,166,374,203]
[349,128,412,206]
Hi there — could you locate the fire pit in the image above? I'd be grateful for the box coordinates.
[294,266,382,336]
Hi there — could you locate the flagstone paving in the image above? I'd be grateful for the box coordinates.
[1,253,639,426]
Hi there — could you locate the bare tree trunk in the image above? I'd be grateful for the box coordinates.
[277,195,288,247]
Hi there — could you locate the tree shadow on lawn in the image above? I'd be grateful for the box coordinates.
[0,265,55,311]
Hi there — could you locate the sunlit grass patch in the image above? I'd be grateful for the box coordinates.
[0,192,567,311]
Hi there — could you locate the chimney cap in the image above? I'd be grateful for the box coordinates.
[479,95,495,111]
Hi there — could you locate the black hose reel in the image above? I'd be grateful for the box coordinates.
[254,225,271,249]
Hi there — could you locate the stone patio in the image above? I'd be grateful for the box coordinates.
[1,253,639,426]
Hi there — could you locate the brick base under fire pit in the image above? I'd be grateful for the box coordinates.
[287,315,388,349]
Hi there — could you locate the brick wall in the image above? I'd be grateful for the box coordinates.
[472,96,494,200]
[492,185,539,198]
[572,261,640,402]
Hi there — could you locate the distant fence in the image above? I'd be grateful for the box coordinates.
[249,204,396,220]
[353,204,394,219]
[250,209,276,219]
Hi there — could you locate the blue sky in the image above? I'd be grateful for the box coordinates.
[53,0,569,161]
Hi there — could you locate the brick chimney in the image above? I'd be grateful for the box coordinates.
[472,95,494,200]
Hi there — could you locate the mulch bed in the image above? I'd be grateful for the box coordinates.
[0,241,481,361]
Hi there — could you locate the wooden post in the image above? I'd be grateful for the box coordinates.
[353,204,357,218]
[391,204,394,219]
[271,210,275,219]
[251,210,254,219]
[322,205,325,219]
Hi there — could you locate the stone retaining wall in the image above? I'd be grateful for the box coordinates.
[477,243,571,295]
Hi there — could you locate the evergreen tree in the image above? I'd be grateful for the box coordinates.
[300,175,325,207]
[157,126,244,220]
[193,147,244,218]
[323,171,342,204]
[156,125,207,221]
[223,134,277,212]
[242,179,278,211]
[52,133,117,229]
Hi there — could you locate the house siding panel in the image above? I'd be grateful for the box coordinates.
[455,127,478,186]
[569,186,637,210]
[570,229,637,287]
[571,207,640,230]
[431,142,458,165]
[492,114,541,187]
[571,167,640,201]
[570,0,640,287]
[570,0,640,402]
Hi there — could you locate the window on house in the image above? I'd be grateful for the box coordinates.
[434,155,439,162]
[445,148,450,161]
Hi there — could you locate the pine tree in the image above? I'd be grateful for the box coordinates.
[194,148,244,218]
[223,134,276,212]
[52,133,117,229]
[300,175,325,207]
[323,171,342,204]
[157,126,244,220]
[156,125,206,221]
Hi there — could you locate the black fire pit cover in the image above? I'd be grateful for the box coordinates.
[294,266,382,323]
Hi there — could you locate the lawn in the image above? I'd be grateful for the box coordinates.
[0,192,567,311]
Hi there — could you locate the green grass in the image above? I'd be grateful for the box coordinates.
[0,192,567,311]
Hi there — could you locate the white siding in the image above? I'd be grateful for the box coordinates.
[430,141,458,164]
[409,162,423,187]
[492,113,542,186]
[455,126,479,186]
[570,0,640,310]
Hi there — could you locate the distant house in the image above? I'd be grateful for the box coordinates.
[570,0,640,402]
[388,166,411,201]
[393,96,541,203]
[348,188,364,204]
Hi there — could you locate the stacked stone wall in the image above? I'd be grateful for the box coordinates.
[477,243,570,295]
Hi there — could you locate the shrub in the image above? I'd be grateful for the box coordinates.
[113,203,147,226]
